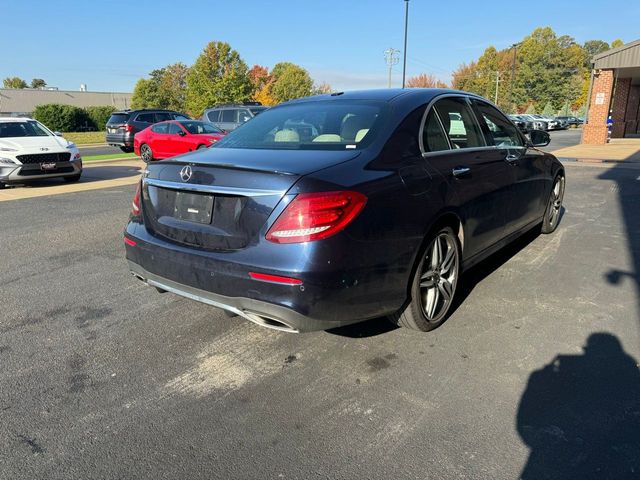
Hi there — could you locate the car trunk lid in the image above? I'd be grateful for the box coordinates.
[141,147,360,251]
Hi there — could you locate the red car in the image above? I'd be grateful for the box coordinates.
[134,120,226,162]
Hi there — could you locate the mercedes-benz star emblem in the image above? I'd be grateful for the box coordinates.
[179,165,193,182]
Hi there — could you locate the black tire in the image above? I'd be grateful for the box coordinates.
[389,226,461,332]
[0,182,6,189]
[120,146,134,153]
[140,144,153,162]
[64,173,82,183]
[196,144,208,150]
[541,174,565,234]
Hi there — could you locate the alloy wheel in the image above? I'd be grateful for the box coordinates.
[141,144,152,162]
[548,176,565,228]
[419,232,459,321]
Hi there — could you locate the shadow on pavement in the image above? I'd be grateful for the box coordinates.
[599,163,640,324]
[517,332,640,479]
[7,162,142,189]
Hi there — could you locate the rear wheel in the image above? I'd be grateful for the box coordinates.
[64,173,82,183]
[0,182,6,189]
[140,144,153,162]
[120,146,134,153]
[389,226,461,331]
[541,174,565,234]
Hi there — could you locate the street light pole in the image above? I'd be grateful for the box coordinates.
[384,48,400,88]
[402,0,409,88]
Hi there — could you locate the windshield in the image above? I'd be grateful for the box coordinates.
[214,100,387,150]
[0,120,51,138]
[180,121,223,134]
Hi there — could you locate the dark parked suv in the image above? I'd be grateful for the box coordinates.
[106,109,190,152]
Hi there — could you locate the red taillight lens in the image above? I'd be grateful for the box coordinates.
[123,236,137,247]
[124,124,134,133]
[266,191,367,243]
[131,182,141,215]
[248,272,302,285]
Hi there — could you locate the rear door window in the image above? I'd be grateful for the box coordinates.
[154,112,172,122]
[472,100,524,148]
[220,110,237,123]
[432,97,485,149]
[136,113,154,124]
[151,123,169,134]
[421,110,451,152]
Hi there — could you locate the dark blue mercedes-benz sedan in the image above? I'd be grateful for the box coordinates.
[124,89,564,333]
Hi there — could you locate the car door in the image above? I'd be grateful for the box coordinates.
[423,96,514,260]
[471,99,547,233]
[149,122,170,157]
[218,109,239,131]
[165,122,188,156]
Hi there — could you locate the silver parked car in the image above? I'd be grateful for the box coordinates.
[201,102,268,132]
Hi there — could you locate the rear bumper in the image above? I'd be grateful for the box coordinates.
[106,133,133,147]
[124,222,411,332]
[128,260,354,333]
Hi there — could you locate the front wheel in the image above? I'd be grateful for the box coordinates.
[541,174,565,234]
[140,144,153,163]
[197,144,208,150]
[389,226,461,332]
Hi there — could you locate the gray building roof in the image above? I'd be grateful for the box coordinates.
[593,39,640,69]
[0,88,132,115]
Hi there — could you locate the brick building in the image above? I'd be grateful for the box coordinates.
[582,40,640,144]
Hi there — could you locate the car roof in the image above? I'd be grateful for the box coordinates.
[112,109,180,115]
[0,117,33,123]
[283,88,479,105]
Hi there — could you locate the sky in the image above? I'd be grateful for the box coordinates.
[1,0,638,93]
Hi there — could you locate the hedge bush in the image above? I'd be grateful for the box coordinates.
[32,104,116,132]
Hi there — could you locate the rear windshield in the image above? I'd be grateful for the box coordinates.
[180,121,223,134]
[0,120,50,138]
[107,113,130,124]
[214,100,387,150]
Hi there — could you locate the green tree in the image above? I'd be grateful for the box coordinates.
[525,104,536,114]
[270,62,313,103]
[32,104,90,131]
[3,77,27,89]
[30,78,46,89]
[131,63,188,112]
[542,101,555,117]
[611,39,624,49]
[185,41,252,116]
[583,40,609,65]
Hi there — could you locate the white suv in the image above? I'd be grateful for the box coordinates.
[0,118,82,188]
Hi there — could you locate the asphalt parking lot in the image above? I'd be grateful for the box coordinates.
[1,159,639,479]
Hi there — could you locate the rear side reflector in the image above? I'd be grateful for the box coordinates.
[123,236,137,246]
[249,272,303,285]
[266,191,367,243]
[131,181,141,215]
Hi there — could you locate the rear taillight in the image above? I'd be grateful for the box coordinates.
[124,124,134,133]
[266,191,367,243]
[131,182,141,215]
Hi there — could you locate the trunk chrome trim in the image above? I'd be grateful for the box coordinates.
[143,177,286,197]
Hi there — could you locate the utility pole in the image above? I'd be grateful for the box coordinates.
[384,48,400,88]
[402,0,410,88]
[495,71,501,104]
[508,43,519,113]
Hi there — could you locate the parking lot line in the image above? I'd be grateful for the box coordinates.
[0,159,142,202]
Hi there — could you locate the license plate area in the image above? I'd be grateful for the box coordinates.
[173,191,214,224]
[40,162,57,170]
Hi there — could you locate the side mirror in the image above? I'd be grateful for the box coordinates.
[528,129,550,147]
[178,130,186,136]
[53,131,63,137]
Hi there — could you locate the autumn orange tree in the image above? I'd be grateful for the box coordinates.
[406,73,448,88]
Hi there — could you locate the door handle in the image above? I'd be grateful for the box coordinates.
[452,166,471,178]
[505,154,519,164]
